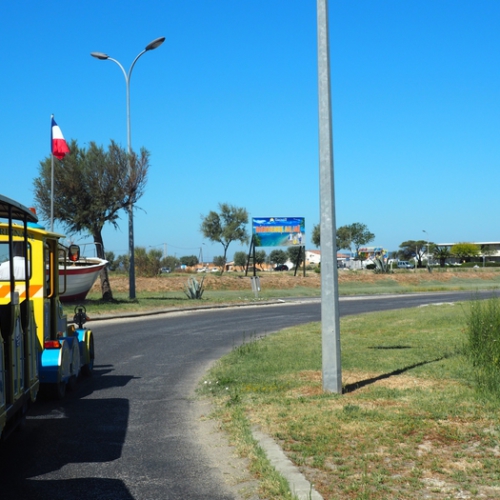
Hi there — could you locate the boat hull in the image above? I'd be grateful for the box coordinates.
[59,259,108,302]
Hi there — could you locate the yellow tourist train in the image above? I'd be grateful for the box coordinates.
[0,193,95,439]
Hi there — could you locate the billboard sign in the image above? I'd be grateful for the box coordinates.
[252,217,305,247]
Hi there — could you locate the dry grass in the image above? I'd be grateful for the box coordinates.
[202,305,500,500]
[96,268,500,294]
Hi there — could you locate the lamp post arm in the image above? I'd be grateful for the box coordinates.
[126,49,148,154]
[105,57,128,83]
[105,57,132,156]
[129,49,148,78]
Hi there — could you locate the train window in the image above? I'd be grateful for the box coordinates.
[0,241,31,280]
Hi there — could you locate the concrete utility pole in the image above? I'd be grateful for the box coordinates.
[423,230,430,267]
[317,0,342,393]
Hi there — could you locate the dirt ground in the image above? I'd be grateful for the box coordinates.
[95,268,500,294]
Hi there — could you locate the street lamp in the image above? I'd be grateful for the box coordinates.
[423,229,430,268]
[91,36,165,299]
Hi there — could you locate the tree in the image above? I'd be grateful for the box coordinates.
[433,245,451,267]
[311,222,374,256]
[134,247,149,277]
[451,242,480,263]
[162,255,180,272]
[234,251,247,271]
[335,226,353,251]
[255,250,267,270]
[235,249,266,271]
[116,254,129,273]
[287,246,304,269]
[180,255,199,267]
[269,249,287,267]
[200,203,249,274]
[147,248,163,276]
[34,139,150,300]
[480,245,495,259]
[105,251,117,271]
[399,240,427,267]
[134,247,163,277]
[312,224,320,248]
[348,223,375,257]
[213,256,226,271]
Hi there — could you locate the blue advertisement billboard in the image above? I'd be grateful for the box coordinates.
[252,217,305,247]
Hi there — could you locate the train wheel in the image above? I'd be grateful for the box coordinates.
[81,335,95,377]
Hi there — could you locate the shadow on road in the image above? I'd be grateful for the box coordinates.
[0,365,137,500]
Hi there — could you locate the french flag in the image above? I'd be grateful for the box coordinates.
[51,115,70,160]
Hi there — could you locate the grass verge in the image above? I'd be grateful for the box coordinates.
[65,287,320,317]
[65,270,500,317]
[199,303,500,500]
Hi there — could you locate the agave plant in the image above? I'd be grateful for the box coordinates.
[185,276,205,299]
[374,257,392,274]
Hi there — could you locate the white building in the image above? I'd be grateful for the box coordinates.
[437,242,500,255]
[305,249,351,267]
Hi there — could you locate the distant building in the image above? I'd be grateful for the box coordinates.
[305,249,351,267]
[305,250,321,265]
[437,242,500,262]
[438,242,500,254]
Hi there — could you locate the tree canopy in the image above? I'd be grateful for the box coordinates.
[287,246,304,268]
[433,245,451,267]
[398,240,428,267]
[134,247,163,277]
[312,224,320,248]
[233,251,248,271]
[200,203,249,274]
[180,255,199,267]
[451,242,480,262]
[162,255,180,272]
[34,139,150,299]
[254,250,267,270]
[311,222,374,256]
[269,249,287,266]
[349,222,375,256]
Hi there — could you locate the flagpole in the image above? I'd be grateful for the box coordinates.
[50,115,70,233]
[50,115,54,232]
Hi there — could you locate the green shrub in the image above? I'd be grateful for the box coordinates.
[465,297,500,396]
[461,261,500,268]
[184,276,205,299]
[373,257,392,274]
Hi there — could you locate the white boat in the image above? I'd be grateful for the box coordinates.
[59,256,108,303]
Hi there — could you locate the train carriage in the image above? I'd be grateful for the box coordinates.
[0,194,94,439]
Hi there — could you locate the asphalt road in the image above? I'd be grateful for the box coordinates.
[0,290,497,499]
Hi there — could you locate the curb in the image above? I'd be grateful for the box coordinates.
[85,298,293,322]
[253,428,324,500]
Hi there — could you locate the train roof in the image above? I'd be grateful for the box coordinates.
[0,193,38,223]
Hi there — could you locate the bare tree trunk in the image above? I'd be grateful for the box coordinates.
[93,231,113,301]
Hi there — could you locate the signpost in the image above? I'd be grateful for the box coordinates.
[250,217,306,276]
[252,217,305,247]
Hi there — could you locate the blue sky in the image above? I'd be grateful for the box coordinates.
[1,1,499,261]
